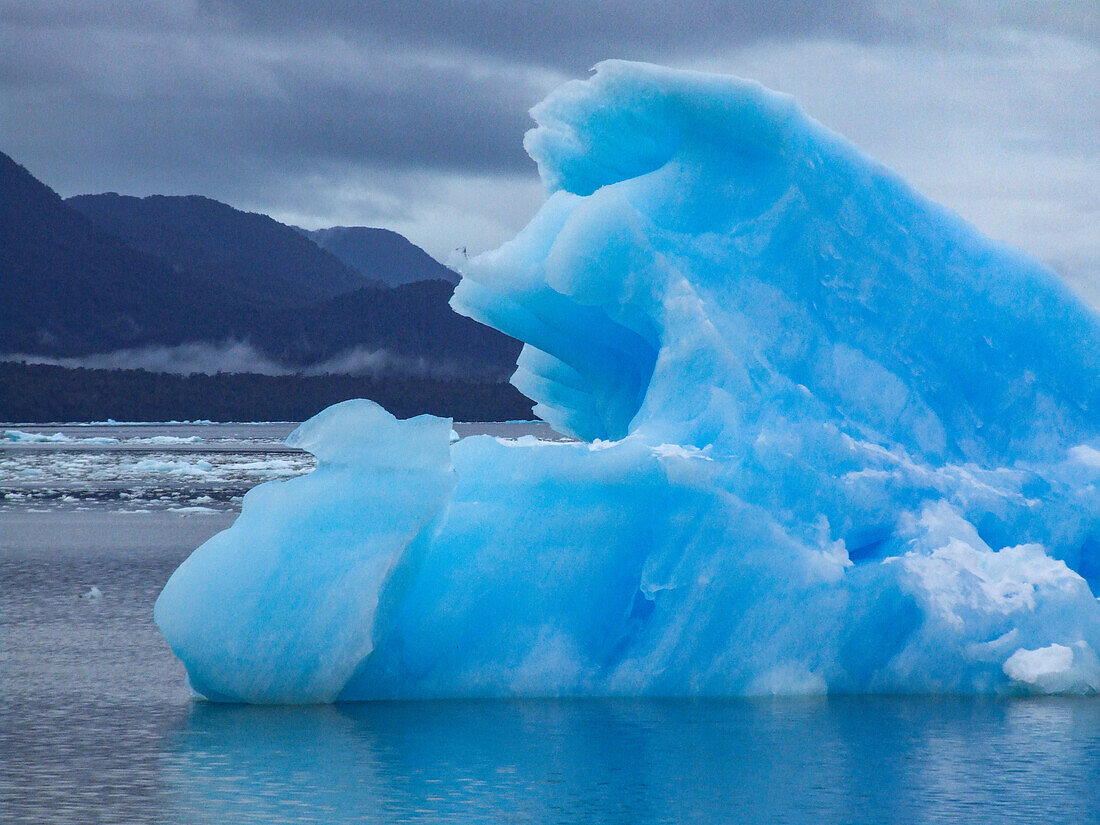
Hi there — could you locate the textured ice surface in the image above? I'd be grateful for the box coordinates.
[156,62,1100,702]
[0,424,315,511]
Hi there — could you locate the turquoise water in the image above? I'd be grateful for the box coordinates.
[2,426,1098,824]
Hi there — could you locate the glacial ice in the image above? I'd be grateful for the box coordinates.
[155,61,1100,702]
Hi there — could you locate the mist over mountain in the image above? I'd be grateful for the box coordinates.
[0,150,528,421]
[261,279,517,372]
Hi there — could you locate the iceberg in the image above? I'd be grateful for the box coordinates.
[155,61,1100,702]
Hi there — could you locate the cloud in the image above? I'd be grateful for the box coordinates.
[1,0,1097,304]
[1,22,550,174]
[0,1,884,192]
[1,342,290,376]
[193,1,889,67]
[0,341,467,378]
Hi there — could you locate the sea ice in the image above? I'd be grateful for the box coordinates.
[4,430,71,443]
[156,61,1100,702]
[130,435,204,445]
[3,429,119,444]
[128,458,215,476]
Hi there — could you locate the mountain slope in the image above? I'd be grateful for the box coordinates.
[306,225,460,287]
[0,153,249,355]
[67,193,370,304]
[1,150,523,385]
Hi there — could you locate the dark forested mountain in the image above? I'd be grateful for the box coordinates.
[258,280,518,376]
[0,150,529,421]
[0,153,251,355]
[68,193,370,304]
[0,361,532,423]
[305,226,460,287]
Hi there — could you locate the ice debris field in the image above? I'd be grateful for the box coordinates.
[1,424,315,511]
[156,61,1100,702]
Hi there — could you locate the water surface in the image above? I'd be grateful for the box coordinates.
[2,423,1097,824]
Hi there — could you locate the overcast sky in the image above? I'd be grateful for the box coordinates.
[2,1,1097,306]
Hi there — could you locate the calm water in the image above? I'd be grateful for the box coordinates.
[2,424,1098,824]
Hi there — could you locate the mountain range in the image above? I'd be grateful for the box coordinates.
[0,151,529,421]
[305,226,460,288]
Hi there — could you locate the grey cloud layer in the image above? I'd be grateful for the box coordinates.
[1,0,888,188]
[194,0,887,65]
[4,1,1095,183]
[2,19,543,179]
[1,1,1097,302]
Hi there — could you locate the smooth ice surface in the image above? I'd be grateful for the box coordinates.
[157,62,1100,702]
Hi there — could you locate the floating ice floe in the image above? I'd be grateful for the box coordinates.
[130,435,204,445]
[156,61,1100,703]
[3,429,119,444]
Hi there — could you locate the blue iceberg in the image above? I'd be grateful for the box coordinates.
[155,61,1100,702]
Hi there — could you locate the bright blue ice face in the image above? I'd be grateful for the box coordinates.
[156,62,1100,703]
[454,61,1099,459]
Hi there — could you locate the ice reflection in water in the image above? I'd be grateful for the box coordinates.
[160,697,1100,825]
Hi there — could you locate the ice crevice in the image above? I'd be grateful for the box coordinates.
[157,61,1100,702]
